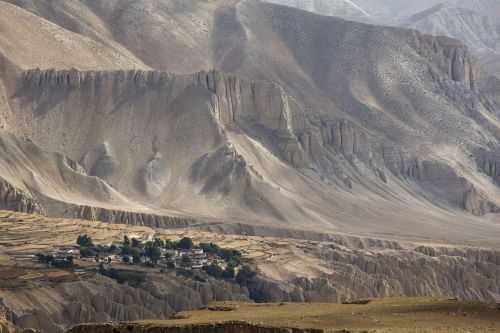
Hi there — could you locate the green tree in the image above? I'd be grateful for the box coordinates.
[131,238,143,248]
[77,234,93,247]
[204,263,223,279]
[145,241,162,265]
[80,247,97,258]
[164,240,177,249]
[153,238,164,248]
[130,247,143,264]
[222,265,235,279]
[177,237,194,250]
[236,265,257,286]
[200,242,220,254]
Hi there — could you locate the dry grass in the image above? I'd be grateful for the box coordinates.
[135,298,500,332]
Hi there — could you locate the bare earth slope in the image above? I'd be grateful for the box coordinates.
[404,4,500,78]
[0,0,499,243]
[0,2,147,71]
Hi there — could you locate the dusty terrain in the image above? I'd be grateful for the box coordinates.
[73,298,500,333]
[0,210,498,332]
[0,1,499,331]
[0,0,499,244]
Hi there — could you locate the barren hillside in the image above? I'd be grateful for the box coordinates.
[0,0,499,244]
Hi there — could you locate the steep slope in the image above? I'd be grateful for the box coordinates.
[405,4,500,77]
[0,0,225,73]
[0,0,500,243]
[263,0,371,20]
[406,5,499,52]
[0,1,147,70]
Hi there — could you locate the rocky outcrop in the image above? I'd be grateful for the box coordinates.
[20,69,307,170]
[22,69,173,89]
[66,322,336,333]
[72,206,195,229]
[253,243,500,304]
[477,153,500,184]
[190,146,249,195]
[197,71,307,168]
[0,178,44,215]
[3,272,249,333]
[463,185,500,216]
[410,32,478,90]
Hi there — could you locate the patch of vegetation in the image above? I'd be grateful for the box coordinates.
[99,267,146,287]
[177,237,194,250]
[144,241,162,265]
[76,234,93,247]
[200,242,242,266]
[35,253,74,268]
[235,265,269,303]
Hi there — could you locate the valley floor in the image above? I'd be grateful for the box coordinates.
[82,298,500,333]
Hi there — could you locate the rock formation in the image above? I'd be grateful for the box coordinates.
[1,273,249,333]
[0,0,499,302]
[0,178,43,215]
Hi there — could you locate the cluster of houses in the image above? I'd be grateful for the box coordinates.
[163,248,226,270]
[84,246,226,271]
[35,237,231,273]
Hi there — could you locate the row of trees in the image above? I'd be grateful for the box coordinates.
[199,242,242,266]
[35,253,74,268]
[76,235,197,265]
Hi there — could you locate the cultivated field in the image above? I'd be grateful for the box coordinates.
[137,298,500,333]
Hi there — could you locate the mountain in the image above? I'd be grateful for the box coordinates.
[0,1,147,70]
[406,4,499,52]
[0,0,499,244]
[404,3,500,77]
[260,0,500,78]
[263,0,371,20]
[1,1,500,332]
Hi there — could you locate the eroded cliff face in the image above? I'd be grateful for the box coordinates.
[411,33,478,90]
[0,64,498,241]
[1,273,249,333]
[0,1,500,240]
[0,178,43,215]
[73,206,195,228]
[250,241,500,304]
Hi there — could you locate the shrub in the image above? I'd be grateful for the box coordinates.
[236,265,257,286]
[77,235,93,247]
[36,253,54,264]
[80,247,97,258]
[222,265,235,279]
[131,238,143,248]
[200,242,220,254]
[164,240,177,250]
[100,269,146,287]
[145,241,162,264]
[177,237,194,250]
[203,264,223,279]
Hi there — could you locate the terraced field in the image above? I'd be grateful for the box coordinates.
[0,211,154,264]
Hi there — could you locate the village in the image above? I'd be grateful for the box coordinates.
[34,234,246,283]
